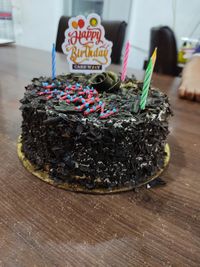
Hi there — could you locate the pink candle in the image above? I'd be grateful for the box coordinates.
[121,41,131,81]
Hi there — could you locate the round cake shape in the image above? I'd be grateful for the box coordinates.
[19,73,172,192]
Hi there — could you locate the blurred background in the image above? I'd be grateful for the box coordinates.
[0,0,200,71]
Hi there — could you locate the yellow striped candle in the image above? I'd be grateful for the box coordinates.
[140,48,157,110]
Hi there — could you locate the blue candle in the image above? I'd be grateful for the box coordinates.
[52,43,56,80]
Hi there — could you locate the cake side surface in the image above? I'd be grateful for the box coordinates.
[20,73,172,190]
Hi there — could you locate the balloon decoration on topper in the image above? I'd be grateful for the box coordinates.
[62,14,113,74]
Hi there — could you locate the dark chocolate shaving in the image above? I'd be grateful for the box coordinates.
[146,177,166,188]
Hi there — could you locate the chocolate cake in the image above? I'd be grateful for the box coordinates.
[19,72,172,192]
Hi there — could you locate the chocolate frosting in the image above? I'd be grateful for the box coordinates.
[20,73,172,190]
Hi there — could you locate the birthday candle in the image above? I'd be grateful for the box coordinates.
[140,48,157,110]
[121,41,131,81]
[52,43,56,80]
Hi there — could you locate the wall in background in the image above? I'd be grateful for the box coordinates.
[13,0,131,52]
[128,0,200,69]
[12,0,63,51]
[63,0,131,21]
[12,0,200,70]
[103,0,132,21]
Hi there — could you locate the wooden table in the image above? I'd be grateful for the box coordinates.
[0,45,200,267]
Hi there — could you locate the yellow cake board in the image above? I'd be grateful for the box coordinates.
[17,136,170,194]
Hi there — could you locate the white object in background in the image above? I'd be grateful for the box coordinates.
[12,0,23,43]
[0,0,15,43]
[0,38,13,44]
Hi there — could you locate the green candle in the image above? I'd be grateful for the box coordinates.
[140,48,157,110]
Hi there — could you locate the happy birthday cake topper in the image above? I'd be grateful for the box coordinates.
[62,14,113,74]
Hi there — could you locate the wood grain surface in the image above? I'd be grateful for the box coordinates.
[0,45,200,267]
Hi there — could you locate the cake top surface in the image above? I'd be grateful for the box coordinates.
[20,72,172,126]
